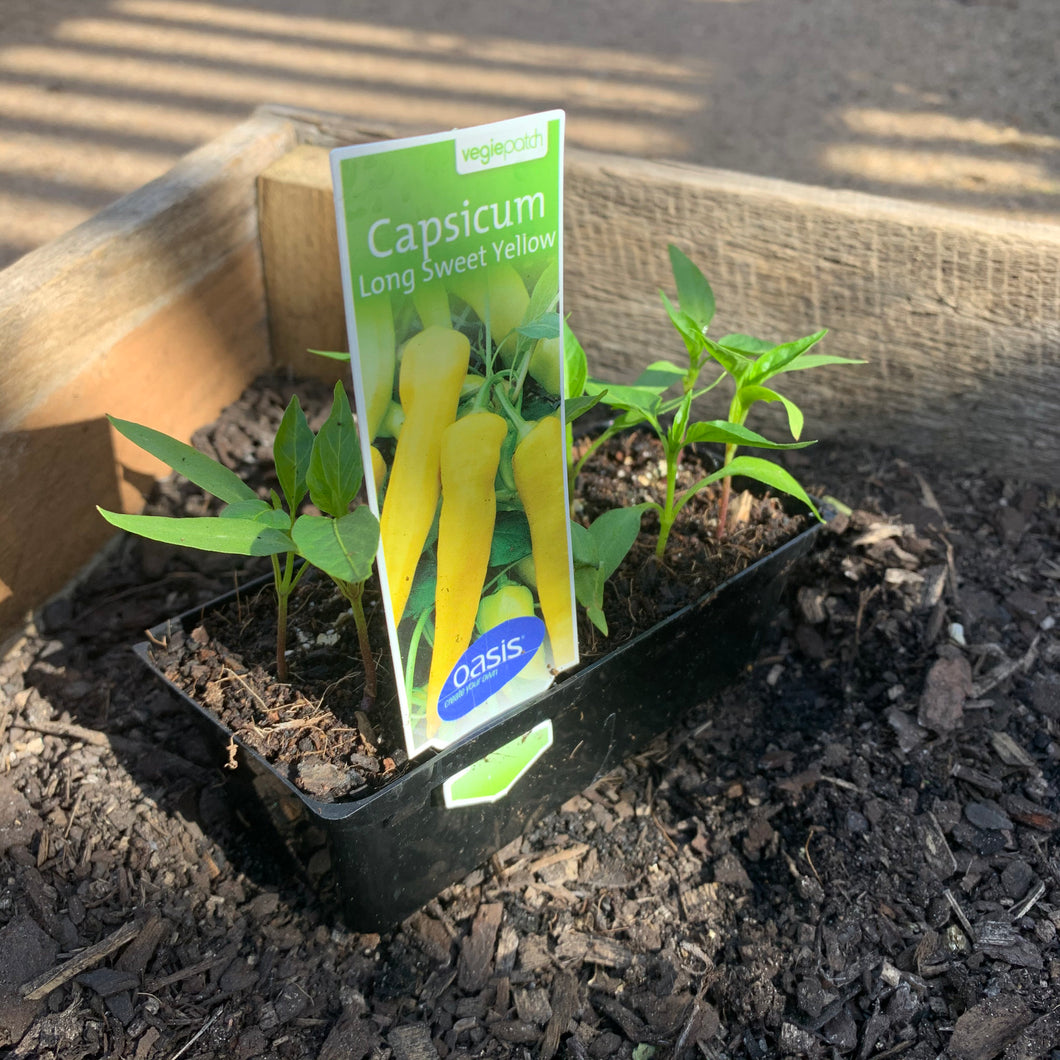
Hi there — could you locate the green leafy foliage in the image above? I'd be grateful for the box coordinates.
[572,506,648,635]
[98,382,379,685]
[578,244,864,552]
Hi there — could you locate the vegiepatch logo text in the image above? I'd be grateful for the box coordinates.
[454,116,549,174]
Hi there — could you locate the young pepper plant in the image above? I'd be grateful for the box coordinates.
[586,245,864,553]
[98,383,380,698]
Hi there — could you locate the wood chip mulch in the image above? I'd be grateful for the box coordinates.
[1,376,1057,1060]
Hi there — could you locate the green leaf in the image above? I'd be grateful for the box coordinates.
[562,319,587,400]
[572,507,647,637]
[702,337,754,381]
[590,506,646,580]
[668,244,715,327]
[569,521,599,570]
[716,332,774,355]
[490,510,533,567]
[274,395,314,515]
[107,415,257,504]
[586,379,663,423]
[768,352,867,373]
[220,499,292,529]
[633,360,686,391]
[97,508,292,556]
[291,508,380,584]
[659,291,704,358]
[516,313,561,341]
[735,384,805,440]
[307,348,352,362]
[684,419,814,450]
[746,329,828,385]
[564,392,604,424]
[307,382,363,518]
[711,455,820,519]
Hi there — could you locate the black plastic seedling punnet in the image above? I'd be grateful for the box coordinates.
[136,514,825,931]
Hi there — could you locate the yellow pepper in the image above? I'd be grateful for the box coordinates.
[426,411,508,736]
[476,584,549,684]
[449,264,529,363]
[354,294,396,441]
[512,414,578,670]
[379,326,470,623]
[528,336,561,396]
[369,445,387,493]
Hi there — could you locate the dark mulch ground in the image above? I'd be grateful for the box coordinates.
[1,376,1058,1060]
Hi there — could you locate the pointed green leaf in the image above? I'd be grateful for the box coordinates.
[590,505,646,580]
[569,521,600,570]
[564,392,604,424]
[702,337,754,382]
[97,508,292,556]
[768,352,867,374]
[307,348,352,362]
[490,510,533,566]
[659,290,705,358]
[220,499,293,529]
[584,379,663,422]
[307,382,363,518]
[684,419,814,450]
[274,396,314,515]
[562,319,587,400]
[712,456,820,519]
[292,507,379,584]
[668,244,715,327]
[516,314,561,341]
[716,332,774,355]
[735,384,805,440]
[746,329,828,385]
[633,360,686,391]
[107,415,256,504]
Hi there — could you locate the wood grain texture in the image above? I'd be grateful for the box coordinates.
[258,144,347,381]
[0,111,296,640]
[258,112,1060,479]
[560,151,1060,479]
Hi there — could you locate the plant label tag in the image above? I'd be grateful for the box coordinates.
[442,720,554,808]
[331,112,578,759]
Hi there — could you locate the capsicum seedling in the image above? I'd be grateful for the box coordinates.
[98,383,380,697]
[583,245,865,552]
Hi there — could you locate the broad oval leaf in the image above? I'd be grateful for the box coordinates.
[107,416,257,504]
[668,245,715,327]
[569,521,600,570]
[490,510,533,566]
[274,396,314,515]
[292,508,380,585]
[97,508,292,556]
[589,505,647,580]
[307,382,363,518]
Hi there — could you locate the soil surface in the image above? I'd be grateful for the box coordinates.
[2,376,1059,1060]
[145,392,809,802]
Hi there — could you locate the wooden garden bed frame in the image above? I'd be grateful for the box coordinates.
[1,104,1057,642]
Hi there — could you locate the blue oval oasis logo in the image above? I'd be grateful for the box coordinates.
[437,616,546,723]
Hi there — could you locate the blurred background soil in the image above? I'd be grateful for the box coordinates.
[1,0,1059,272]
